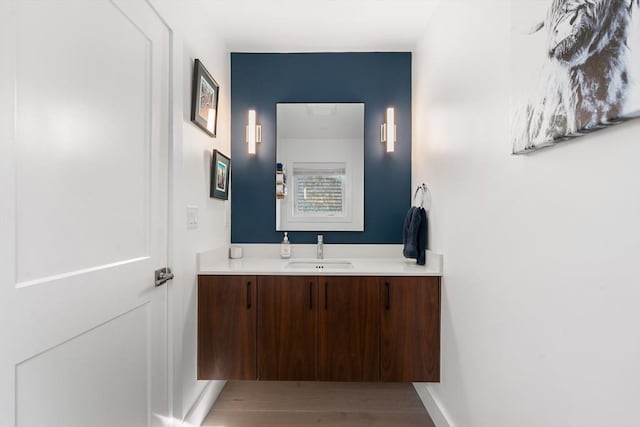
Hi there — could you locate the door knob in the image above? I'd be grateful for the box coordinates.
[154,267,174,287]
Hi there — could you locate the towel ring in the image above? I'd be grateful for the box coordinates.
[413,183,431,211]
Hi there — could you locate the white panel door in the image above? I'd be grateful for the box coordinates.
[0,1,171,426]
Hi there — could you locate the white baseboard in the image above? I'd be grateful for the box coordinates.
[413,383,455,427]
[182,380,227,427]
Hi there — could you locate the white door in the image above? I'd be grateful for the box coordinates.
[0,1,171,426]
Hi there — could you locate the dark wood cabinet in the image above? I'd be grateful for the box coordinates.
[380,276,441,382]
[197,275,257,380]
[198,274,441,382]
[257,276,318,380]
[318,276,380,381]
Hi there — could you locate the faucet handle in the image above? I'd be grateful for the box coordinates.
[316,234,324,259]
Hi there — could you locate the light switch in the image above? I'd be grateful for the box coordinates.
[186,205,199,229]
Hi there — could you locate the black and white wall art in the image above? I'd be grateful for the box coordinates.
[511,0,640,154]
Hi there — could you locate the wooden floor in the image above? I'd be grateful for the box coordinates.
[202,381,436,427]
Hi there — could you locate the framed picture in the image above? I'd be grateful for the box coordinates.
[210,150,230,200]
[510,2,640,153]
[191,58,219,137]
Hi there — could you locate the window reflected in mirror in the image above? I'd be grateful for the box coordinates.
[276,103,364,231]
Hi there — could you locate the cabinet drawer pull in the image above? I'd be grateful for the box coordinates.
[385,282,391,310]
[246,281,252,309]
[309,281,313,309]
[324,282,328,310]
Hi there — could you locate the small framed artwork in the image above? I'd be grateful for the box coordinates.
[191,58,219,137]
[210,150,230,200]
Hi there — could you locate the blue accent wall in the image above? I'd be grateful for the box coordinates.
[231,52,411,244]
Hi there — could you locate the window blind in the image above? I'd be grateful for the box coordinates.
[292,163,346,216]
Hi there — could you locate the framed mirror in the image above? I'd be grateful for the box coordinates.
[276,103,364,231]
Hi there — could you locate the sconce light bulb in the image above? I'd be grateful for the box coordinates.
[386,107,395,153]
[247,109,257,155]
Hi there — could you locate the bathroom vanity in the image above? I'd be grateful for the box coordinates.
[197,247,443,383]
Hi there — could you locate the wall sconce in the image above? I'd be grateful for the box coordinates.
[380,107,396,153]
[246,109,262,155]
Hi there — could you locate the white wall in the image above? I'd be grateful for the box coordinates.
[148,1,230,424]
[413,2,640,427]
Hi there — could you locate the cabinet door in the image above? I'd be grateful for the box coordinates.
[257,276,318,380]
[381,276,441,382]
[198,275,257,380]
[319,277,380,381]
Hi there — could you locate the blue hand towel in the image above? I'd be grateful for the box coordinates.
[402,207,419,258]
[403,206,428,265]
[417,207,427,265]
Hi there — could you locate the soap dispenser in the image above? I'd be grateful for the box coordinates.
[280,232,291,259]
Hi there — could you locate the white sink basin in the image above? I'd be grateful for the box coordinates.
[285,259,354,270]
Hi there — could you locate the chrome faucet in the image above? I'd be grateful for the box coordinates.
[316,235,324,259]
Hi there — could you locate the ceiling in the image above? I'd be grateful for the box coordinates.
[203,0,442,52]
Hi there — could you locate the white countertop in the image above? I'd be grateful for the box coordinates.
[197,245,443,277]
